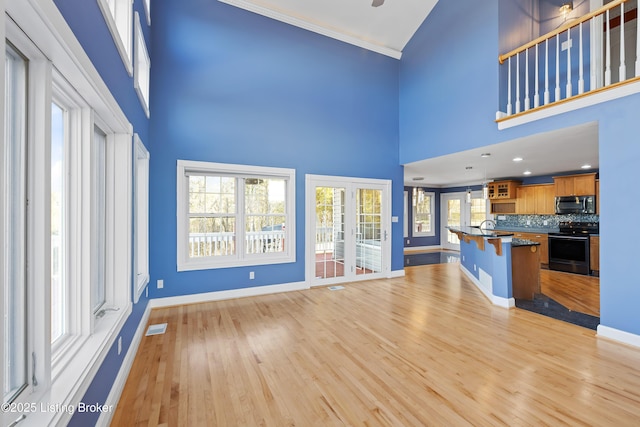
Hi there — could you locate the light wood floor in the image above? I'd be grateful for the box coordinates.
[111,263,640,426]
[540,269,600,317]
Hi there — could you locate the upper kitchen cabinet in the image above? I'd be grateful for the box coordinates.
[516,184,555,215]
[488,180,520,199]
[553,173,596,197]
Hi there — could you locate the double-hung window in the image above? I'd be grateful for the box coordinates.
[412,189,435,237]
[177,161,296,271]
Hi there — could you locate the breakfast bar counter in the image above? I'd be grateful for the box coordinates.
[447,226,539,307]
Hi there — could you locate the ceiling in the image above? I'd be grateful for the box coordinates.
[403,122,599,187]
[218,0,439,59]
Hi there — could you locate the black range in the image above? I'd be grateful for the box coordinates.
[548,221,599,275]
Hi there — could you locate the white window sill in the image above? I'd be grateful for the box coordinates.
[178,254,296,272]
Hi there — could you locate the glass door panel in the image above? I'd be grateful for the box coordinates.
[314,187,346,280]
[355,188,382,276]
[446,198,461,246]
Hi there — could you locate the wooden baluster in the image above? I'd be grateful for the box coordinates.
[534,44,540,108]
[619,2,626,81]
[555,35,561,101]
[605,9,612,85]
[566,29,572,98]
[525,48,530,111]
[578,22,584,94]
[507,56,512,115]
[544,39,550,105]
[516,52,521,113]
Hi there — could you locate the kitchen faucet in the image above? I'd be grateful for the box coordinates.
[479,219,496,230]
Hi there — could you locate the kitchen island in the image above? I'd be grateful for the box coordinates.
[447,226,540,307]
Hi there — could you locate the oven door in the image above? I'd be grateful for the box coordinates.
[548,234,590,275]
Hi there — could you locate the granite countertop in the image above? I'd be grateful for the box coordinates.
[511,238,541,247]
[446,226,514,238]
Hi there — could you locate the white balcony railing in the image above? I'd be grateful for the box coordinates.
[497,0,639,121]
[189,230,285,257]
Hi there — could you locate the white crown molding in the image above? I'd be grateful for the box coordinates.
[218,0,403,59]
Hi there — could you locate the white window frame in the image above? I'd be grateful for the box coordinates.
[177,160,296,271]
[143,0,151,25]
[134,134,150,303]
[2,2,133,425]
[412,190,436,237]
[133,11,150,117]
[97,0,134,76]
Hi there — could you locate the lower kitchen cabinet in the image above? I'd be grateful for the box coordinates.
[513,232,549,265]
[590,236,600,273]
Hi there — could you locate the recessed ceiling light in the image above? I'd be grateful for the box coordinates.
[412,177,424,181]
[581,164,592,169]
[480,153,491,158]
[465,166,473,170]
[523,170,532,175]
[513,157,523,162]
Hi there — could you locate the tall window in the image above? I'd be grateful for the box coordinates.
[50,101,67,344]
[134,134,150,303]
[134,12,150,117]
[412,189,435,237]
[177,161,296,271]
[469,197,488,227]
[3,44,28,405]
[92,127,107,313]
[98,0,133,74]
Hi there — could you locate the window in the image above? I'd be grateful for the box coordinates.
[2,5,134,424]
[412,189,435,237]
[134,12,150,117]
[142,0,151,25]
[177,160,296,271]
[134,134,150,303]
[3,43,28,406]
[97,0,133,75]
[469,196,488,227]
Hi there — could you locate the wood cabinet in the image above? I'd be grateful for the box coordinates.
[590,236,600,272]
[490,200,516,214]
[488,180,520,199]
[516,184,555,215]
[513,231,549,265]
[596,179,600,214]
[511,245,541,300]
[554,173,596,196]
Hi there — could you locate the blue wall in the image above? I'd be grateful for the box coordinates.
[148,0,404,300]
[52,1,152,425]
[400,0,640,335]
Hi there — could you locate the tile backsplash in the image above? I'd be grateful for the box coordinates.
[495,214,599,230]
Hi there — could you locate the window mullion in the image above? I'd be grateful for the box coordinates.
[236,178,245,259]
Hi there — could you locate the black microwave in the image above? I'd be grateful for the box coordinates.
[555,195,596,214]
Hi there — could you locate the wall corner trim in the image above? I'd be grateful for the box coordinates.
[597,325,640,349]
[460,265,515,309]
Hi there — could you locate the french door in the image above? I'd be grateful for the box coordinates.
[441,191,488,251]
[306,175,391,286]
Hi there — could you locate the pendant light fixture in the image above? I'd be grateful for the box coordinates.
[481,153,491,199]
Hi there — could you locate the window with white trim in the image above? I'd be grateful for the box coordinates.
[143,0,151,25]
[412,189,435,237]
[134,11,150,117]
[177,161,296,271]
[97,0,133,75]
[1,6,133,425]
[134,134,150,303]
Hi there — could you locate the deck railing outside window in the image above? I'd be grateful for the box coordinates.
[497,0,639,120]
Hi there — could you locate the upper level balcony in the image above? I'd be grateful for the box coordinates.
[497,0,639,129]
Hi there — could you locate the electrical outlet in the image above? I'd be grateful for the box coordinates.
[526,220,531,225]
[462,255,465,262]
[407,239,410,244]
[157,279,164,289]
[474,264,477,271]
[118,337,122,355]
[250,271,255,280]
[543,220,548,226]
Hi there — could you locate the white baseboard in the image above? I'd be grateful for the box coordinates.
[597,325,640,348]
[389,269,405,278]
[149,281,309,309]
[97,306,151,427]
[460,265,514,308]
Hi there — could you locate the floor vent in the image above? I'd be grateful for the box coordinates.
[328,286,345,291]
[145,323,168,336]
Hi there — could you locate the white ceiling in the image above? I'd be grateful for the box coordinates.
[219,0,439,59]
[404,122,599,187]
